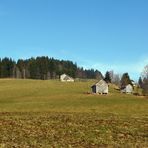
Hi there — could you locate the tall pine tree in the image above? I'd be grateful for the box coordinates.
[104,71,111,83]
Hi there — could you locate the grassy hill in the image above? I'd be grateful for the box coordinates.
[0,79,147,147]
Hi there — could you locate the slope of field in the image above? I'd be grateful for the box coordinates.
[0,79,147,115]
[0,79,147,147]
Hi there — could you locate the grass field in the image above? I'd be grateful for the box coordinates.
[0,79,147,147]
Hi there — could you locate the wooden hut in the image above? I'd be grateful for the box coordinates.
[60,74,74,82]
[121,84,133,94]
[91,80,108,94]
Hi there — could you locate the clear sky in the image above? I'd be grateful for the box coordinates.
[0,0,148,80]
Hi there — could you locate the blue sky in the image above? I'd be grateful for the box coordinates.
[0,0,148,80]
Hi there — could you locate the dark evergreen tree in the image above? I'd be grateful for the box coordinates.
[138,77,143,88]
[104,71,111,83]
[28,58,39,79]
[1,58,15,78]
[17,59,28,79]
[36,56,49,80]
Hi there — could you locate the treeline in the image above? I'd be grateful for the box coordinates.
[0,57,103,80]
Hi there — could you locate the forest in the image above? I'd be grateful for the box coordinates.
[0,56,103,80]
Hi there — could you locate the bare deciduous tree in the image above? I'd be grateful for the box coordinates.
[142,65,148,79]
[142,65,148,96]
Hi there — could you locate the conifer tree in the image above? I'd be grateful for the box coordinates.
[104,71,111,83]
[138,77,143,88]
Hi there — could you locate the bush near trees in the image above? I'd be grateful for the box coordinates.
[0,57,103,80]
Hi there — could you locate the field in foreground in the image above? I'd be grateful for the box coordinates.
[0,79,148,147]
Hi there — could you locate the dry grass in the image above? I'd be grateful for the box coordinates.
[0,79,148,147]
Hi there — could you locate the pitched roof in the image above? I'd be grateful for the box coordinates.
[60,73,74,80]
[63,75,73,80]
[92,79,108,87]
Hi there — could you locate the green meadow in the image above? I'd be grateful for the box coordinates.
[0,79,148,147]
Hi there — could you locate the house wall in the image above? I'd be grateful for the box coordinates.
[60,74,66,81]
[66,79,74,82]
[126,85,133,93]
[96,85,108,94]
[121,84,133,94]
[103,85,108,94]
[96,86,103,94]
[91,80,108,94]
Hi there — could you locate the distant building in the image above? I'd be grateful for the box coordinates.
[60,74,74,82]
[121,84,133,94]
[131,80,136,87]
[91,80,108,94]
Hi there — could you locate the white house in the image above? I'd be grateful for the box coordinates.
[91,80,108,94]
[121,84,133,94]
[60,74,74,82]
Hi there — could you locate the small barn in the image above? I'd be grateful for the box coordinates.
[91,80,108,94]
[121,84,133,94]
[60,74,74,82]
